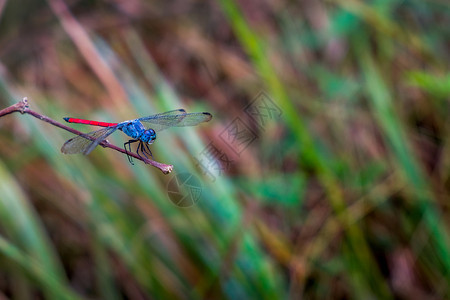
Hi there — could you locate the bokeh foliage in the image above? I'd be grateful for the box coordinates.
[0,0,449,299]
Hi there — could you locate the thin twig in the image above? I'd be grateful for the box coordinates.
[0,97,173,174]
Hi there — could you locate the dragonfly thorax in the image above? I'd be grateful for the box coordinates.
[120,121,156,143]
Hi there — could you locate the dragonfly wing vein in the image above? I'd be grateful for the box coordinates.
[61,127,117,155]
[139,110,211,132]
[175,112,212,127]
[138,109,187,132]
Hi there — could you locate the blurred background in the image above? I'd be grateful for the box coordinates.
[0,0,449,299]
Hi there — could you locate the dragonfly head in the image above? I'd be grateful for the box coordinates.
[141,128,156,144]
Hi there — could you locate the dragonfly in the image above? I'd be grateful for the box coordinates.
[61,109,212,164]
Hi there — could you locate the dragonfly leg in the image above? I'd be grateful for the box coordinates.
[142,142,154,160]
[136,141,147,159]
[135,141,148,161]
[124,139,139,165]
[135,141,154,161]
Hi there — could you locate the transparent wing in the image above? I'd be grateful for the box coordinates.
[138,109,187,132]
[138,109,212,132]
[61,127,118,155]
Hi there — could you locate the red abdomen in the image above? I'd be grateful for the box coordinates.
[63,117,118,127]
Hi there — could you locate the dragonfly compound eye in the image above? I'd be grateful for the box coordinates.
[142,129,156,144]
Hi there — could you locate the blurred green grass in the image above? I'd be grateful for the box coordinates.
[0,0,449,299]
